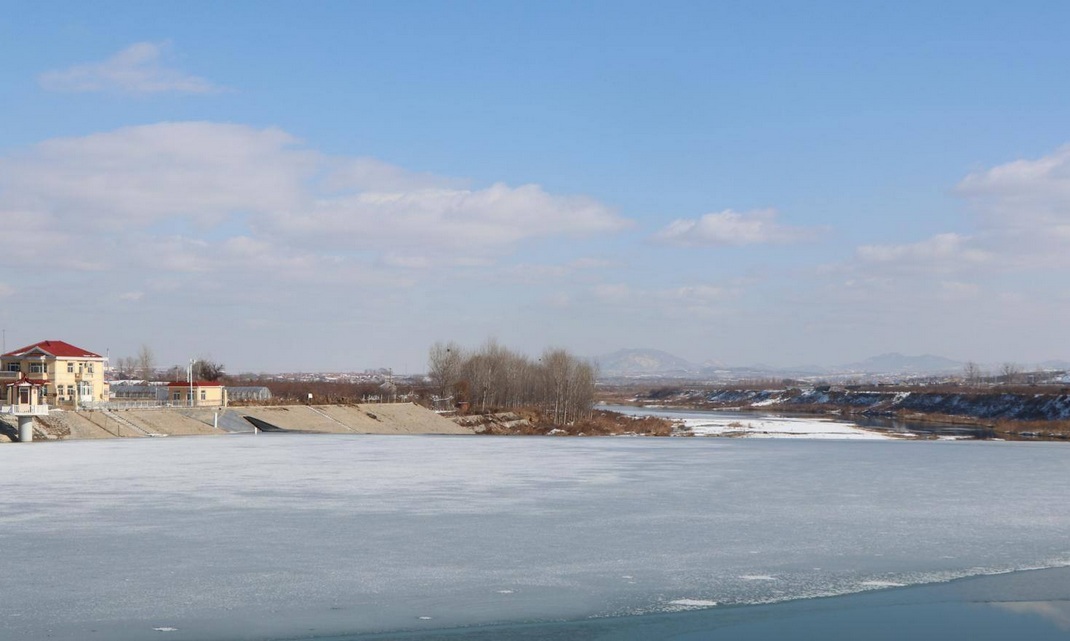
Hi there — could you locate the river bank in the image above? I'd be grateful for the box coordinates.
[620,386,1070,441]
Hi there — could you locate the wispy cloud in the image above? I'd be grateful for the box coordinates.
[845,144,1070,279]
[956,144,1070,260]
[38,41,224,94]
[653,208,822,247]
[856,233,990,268]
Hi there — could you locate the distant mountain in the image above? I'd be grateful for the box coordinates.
[840,353,962,374]
[595,349,698,377]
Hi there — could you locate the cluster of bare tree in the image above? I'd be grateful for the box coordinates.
[963,361,1035,386]
[113,345,158,380]
[112,344,225,381]
[428,340,597,423]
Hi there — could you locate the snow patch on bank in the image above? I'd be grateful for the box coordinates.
[681,416,893,440]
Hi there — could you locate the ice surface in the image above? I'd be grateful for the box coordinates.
[1,435,1068,640]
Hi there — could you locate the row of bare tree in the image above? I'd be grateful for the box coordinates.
[112,344,225,381]
[428,340,597,423]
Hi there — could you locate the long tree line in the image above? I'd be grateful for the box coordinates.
[428,340,596,424]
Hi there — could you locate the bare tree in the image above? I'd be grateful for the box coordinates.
[194,359,226,381]
[1000,362,1021,385]
[136,344,156,380]
[427,341,463,398]
[432,340,596,424]
[963,361,982,387]
[541,348,597,423]
[115,356,138,379]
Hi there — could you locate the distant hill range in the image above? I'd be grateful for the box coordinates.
[595,349,700,378]
[592,349,1066,380]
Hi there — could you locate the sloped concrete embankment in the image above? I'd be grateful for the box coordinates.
[0,403,473,442]
[237,403,473,434]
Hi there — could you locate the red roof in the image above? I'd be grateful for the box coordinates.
[2,340,103,359]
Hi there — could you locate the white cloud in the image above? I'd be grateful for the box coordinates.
[587,281,740,317]
[567,257,616,270]
[38,41,224,94]
[289,182,628,252]
[850,144,1070,279]
[379,254,432,269]
[324,157,466,193]
[592,283,633,303]
[955,145,1070,263]
[856,233,990,266]
[666,284,730,303]
[654,208,821,247]
[957,144,1070,224]
[939,281,980,299]
[0,122,631,284]
[993,602,1070,631]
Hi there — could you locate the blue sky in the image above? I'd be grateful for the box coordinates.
[2,1,1069,373]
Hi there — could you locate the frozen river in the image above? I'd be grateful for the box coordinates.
[1,434,1067,640]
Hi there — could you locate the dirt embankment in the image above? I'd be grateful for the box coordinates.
[0,403,474,442]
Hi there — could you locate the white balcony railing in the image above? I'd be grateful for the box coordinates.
[0,404,50,416]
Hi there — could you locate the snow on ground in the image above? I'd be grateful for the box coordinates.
[605,405,894,440]
[681,415,893,439]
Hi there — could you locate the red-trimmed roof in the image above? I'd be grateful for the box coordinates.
[5,380,44,387]
[168,381,224,387]
[2,340,103,359]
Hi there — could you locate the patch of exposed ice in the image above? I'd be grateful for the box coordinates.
[667,599,719,608]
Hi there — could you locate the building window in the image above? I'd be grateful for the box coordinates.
[67,362,74,373]
[200,390,206,401]
[66,385,75,397]
[173,392,180,401]
[87,364,94,374]
[30,363,44,373]
[7,363,20,372]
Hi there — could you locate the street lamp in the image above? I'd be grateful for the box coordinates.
[187,358,197,407]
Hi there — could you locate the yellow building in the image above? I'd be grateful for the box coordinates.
[167,381,227,407]
[0,340,109,406]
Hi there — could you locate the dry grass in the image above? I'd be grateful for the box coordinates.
[471,408,675,436]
